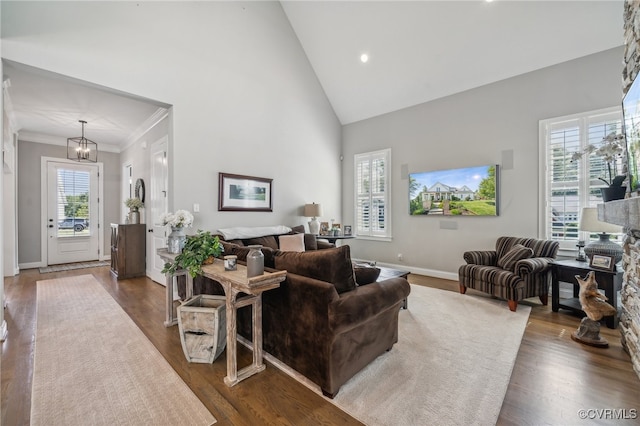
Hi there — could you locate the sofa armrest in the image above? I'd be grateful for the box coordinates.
[515,257,554,276]
[329,277,410,334]
[278,272,340,325]
[463,250,497,266]
[316,239,336,250]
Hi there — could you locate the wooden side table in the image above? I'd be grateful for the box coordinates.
[551,259,622,329]
[201,259,286,387]
[157,249,193,327]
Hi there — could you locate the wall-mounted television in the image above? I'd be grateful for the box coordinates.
[409,165,499,216]
[623,74,640,194]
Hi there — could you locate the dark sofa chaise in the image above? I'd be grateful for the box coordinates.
[193,237,410,398]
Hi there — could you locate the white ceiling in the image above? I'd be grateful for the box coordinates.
[282,0,625,124]
[2,1,626,149]
[2,61,169,152]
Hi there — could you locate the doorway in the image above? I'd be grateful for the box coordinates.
[147,136,169,284]
[43,158,103,265]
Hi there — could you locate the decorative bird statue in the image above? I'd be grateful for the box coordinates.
[576,272,617,321]
[571,271,617,348]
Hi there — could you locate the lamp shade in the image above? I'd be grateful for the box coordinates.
[579,207,622,234]
[304,203,323,218]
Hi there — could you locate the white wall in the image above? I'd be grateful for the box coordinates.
[342,47,624,278]
[1,2,342,234]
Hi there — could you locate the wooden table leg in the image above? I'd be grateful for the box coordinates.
[164,272,175,327]
[224,287,239,387]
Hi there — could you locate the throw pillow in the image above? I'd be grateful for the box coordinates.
[354,264,381,285]
[497,244,534,272]
[278,233,305,252]
[274,245,357,294]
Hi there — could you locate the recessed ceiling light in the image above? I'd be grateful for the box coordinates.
[360,54,369,64]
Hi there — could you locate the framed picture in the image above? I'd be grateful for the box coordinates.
[589,254,616,271]
[218,173,272,212]
[344,225,352,236]
[320,222,329,235]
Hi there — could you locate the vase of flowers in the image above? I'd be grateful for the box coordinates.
[571,132,627,201]
[160,210,194,253]
[124,198,144,224]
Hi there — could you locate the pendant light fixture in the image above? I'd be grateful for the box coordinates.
[67,120,98,162]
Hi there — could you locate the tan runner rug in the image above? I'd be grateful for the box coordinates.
[327,284,531,425]
[32,274,216,426]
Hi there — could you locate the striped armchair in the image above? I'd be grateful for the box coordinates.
[458,236,559,312]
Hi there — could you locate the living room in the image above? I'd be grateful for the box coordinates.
[2,1,640,424]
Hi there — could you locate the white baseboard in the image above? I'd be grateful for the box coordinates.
[19,261,44,270]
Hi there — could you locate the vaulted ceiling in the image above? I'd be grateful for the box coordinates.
[2,1,625,151]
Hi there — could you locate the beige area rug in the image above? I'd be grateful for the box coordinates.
[32,274,216,426]
[328,284,530,425]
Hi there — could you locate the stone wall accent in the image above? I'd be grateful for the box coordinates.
[623,0,640,94]
[622,0,640,381]
[599,198,640,379]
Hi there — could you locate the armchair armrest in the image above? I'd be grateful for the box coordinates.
[515,257,554,276]
[463,250,497,266]
[316,239,336,250]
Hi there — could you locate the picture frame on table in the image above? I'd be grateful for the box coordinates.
[218,172,272,212]
[589,254,616,272]
[343,225,352,236]
[320,222,329,235]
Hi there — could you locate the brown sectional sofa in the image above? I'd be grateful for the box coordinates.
[191,228,410,398]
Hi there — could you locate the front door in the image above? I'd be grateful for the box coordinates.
[147,136,169,284]
[46,160,100,265]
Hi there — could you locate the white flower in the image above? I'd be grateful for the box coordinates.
[159,210,194,228]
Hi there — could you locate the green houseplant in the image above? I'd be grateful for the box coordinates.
[162,230,224,278]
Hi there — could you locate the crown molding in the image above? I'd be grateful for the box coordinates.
[121,107,169,152]
[18,131,121,153]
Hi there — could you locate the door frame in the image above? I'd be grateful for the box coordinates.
[40,156,105,266]
[147,135,169,284]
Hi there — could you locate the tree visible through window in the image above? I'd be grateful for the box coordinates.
[57,168,90,236]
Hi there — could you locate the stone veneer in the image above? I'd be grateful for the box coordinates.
[599,200,640,379]
[618,0,640,380]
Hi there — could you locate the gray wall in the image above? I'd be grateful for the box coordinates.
[2,2,342,239]
[342,46,625,277]
[17,141,120,264]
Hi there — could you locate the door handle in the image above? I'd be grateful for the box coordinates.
[48,225,54,228]
[148,229,154,233]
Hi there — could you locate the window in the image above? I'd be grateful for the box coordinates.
[540,107,623,252]
[56,168,91,236]
[354,149,391,239]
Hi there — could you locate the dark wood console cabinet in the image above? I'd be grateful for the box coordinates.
[110,223,146,279]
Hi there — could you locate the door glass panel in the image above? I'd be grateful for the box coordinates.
[56,168,90,237]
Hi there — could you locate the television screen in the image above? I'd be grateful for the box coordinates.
[623,75,640,193]
[409,165,499,216]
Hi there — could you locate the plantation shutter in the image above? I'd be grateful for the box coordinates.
[354,149,391,239]
[542,108,623,252]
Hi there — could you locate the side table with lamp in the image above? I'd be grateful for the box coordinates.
[551,207,623,329]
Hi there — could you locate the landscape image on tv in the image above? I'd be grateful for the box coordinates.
[409,165,499,216]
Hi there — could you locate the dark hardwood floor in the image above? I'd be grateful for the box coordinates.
[2,267,639,425]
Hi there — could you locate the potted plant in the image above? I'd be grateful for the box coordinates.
[571,132,627,201]
[162,230,224,278]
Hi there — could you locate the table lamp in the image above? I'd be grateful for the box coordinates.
[304,202,323,235]
[579,207,623,263]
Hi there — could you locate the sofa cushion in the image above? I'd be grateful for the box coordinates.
[221,241,276,268]
[243,235,279,250]
[354,265,381,285]
[274,245,357,294]
[278,233,305,252]
[497,244,534,272]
